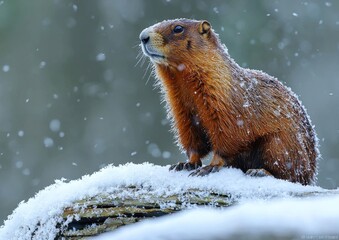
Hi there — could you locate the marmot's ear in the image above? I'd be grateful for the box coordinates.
[199,21,211,35]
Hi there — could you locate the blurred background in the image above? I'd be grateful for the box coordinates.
[1,0,338,223]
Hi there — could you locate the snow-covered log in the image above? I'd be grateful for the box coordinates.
[0,163,338,240]
[61,186,231,239]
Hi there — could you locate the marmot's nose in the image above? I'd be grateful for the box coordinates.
[139,30,150,44]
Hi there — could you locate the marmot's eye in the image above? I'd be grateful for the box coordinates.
[173,25,184,34]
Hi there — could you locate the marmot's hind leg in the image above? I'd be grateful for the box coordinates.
[258,132,311,184]
[234,134,290,181]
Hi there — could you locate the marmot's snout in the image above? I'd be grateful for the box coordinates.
[139,27,165,63]
[139,29,150,45]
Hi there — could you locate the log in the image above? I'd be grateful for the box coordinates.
[59,186,232,239]
[58,186,336,239]
[1,163,337,240]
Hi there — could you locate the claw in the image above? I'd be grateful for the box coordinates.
[246,168,272,177]
[169,161,201,172]
[169,162,184,171]
[184,162,200,171]
[189,165,221,177]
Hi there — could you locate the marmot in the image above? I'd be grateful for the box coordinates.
[139,19,319,185]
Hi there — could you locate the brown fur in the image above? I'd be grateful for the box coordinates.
[140,19,319,185]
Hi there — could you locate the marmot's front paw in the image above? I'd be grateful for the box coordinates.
[169,162,201,171]
[189,165,221,177]
[246,168,272,177]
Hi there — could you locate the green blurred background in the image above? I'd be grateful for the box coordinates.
[1,0,339,223]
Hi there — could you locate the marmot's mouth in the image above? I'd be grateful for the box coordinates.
[142,44,165,60]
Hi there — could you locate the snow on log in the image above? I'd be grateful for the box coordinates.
[94,195,339,240]
[0,163,338,240]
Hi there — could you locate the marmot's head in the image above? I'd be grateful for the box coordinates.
[139,19,222,70]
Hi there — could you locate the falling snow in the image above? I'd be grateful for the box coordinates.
[17,130,24,137]
[15,161,23,169]
[49,119,61,132]
[72,4,78,12]
[2,65,10,72]
[43,137,54,148]
[147,143,162,158]
[162,151,171,159]
[22,169,30,176]
[1,2,339,236]
[39,61,46,69]
[96,53,106,61]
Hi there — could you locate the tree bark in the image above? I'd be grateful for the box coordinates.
[57,185,333,239]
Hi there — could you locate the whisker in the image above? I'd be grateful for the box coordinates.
[145,62,154,86]
[135,52,144,67]
[141,55,148,67]
[135,44,154,85]
[136,51,143,58]
[132,42,141,49]
[143,61,151,80]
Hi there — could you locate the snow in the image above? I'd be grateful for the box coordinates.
[147,143,162,157]
[94,196,339,240]
[96,53,106,61]
[72,4,78,12]
[17,130,24,137]
[162,151,171,159]
[49,119,61,132]
[2,64,10,72]
[0,163,337,240]
[39,61,46,69]
[15,161,23,169]
[43,137,54,148]
[177,63,186,71]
